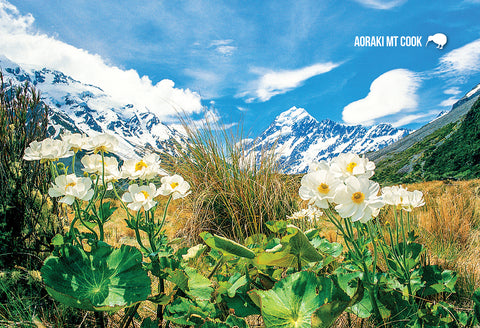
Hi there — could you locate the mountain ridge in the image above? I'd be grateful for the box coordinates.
[246,106,410,174]
[0,55,186,159]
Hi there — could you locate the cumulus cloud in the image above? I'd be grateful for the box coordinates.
[243,62,340,102]
[342,69,421,125]
[0,1,202,120]
[352,0,407,9]
[437,38,480,80]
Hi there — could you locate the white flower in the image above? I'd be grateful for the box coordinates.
[407,190,425,210]
[330,153,375,180]
[81,154,120,177]
[287,206,323,222]
[299,169,342,208]
[158,174,191,199]
[84,133,119,154]
[121,183,161,211]
[23,138,74,162]
[48,174,94,205]
[308,160,330,172]
[61,132,89,152]
[121,153,167,180]
[334,176,384,223]
[382,186,425,212]
[81,154,120,189]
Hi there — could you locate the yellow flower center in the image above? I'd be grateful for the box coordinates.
[170,182,179,189]
[65,182,76,190]
[140,190,150,199]
[94,145,108,154]
[351,191,365,204]
[346,162,357,173]
[317,183,330,194]
[135,160,148,171]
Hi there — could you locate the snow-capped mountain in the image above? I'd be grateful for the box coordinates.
[246,107,410,173]
[0,55,186,159]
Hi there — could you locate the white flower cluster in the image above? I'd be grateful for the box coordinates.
[299,153,424,223]
[381,185,425,212]
[287,206,323,223]
[23,134,191,210]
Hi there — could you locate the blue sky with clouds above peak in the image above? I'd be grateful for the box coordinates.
[2,0,480,136]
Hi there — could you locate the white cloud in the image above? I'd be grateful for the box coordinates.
[0,1,202,120]
[210,39,236,56]
[443,87,462,95]
[237,106,248,112]
[438,87,460,107]
[342,69,421,125]
[352,0,407,9]
[439,97,458,107]
[438,38,480,79]
[244,62,340,102]
[391,112,431,128]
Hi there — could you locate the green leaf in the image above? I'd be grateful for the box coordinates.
[417,302,454,326]
[148,292,173,305]
[224,292,261,317]
[265,220,287,234]
[256,225,323,268]
[41,243,151,311]
[227,274,248,298]
[335,268,363,297]
[473,288,480,323]
[164,297,216,326]
[253,271,358,328]
[419,265,457,297]
[311,280,363,328]
[200,232,255,259]
[311,236,343,257]
[99,201,117,223]
[349,290,390,320]
[244,234,267,249]
[51,234,64,246]
[225,315,248,328]
[140,318,160,328]
[185,267,214,301]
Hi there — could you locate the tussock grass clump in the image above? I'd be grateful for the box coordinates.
[163,117,299,242]
[407,180,480,292]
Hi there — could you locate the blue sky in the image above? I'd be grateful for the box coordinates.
[1,0,480,137]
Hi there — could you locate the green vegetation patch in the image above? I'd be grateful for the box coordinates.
[375,98,480,184]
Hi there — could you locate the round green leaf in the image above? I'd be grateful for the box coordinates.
[253,271,356,328]
[41,244,151,311]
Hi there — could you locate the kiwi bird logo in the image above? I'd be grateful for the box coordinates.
[426,33,447,49]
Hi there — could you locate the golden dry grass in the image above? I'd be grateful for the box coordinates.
[393,179,480,293]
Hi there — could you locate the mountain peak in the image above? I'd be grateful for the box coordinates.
[274,106,317,125]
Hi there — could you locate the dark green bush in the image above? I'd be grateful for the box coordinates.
[0,73,62,268]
